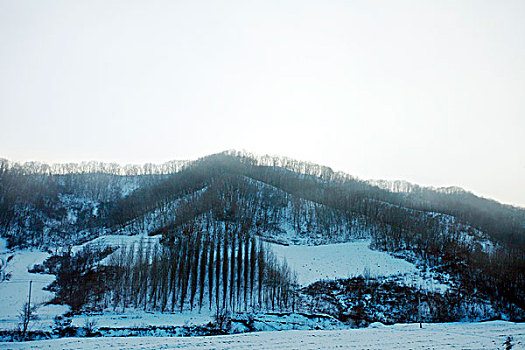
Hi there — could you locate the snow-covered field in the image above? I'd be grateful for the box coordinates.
[72,234,160,256]
[0,238,69,330]
[76,235,419,288]
[70,311,212,329]
[0,235,452,333]
[270,240,417,285]
[1,321,522,349]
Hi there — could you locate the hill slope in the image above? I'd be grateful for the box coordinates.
[0,151,524,326]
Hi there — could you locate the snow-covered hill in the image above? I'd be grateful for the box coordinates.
[1,151,524,339]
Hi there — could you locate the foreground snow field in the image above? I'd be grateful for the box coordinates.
[1,321,522,349]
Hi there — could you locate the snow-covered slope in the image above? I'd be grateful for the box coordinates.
[269,240,417,285]
[0,238,69,329]
[71,234,160,255]
[2,321,522,349]
[73,236,420,288]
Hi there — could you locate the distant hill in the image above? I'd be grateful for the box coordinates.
[0,150,524,318]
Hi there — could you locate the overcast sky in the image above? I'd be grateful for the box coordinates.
[1,0,524,206]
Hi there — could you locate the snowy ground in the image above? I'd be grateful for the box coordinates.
[1,321,522,349]
[71,234,161,265]
[72,234,160,255]
[76,236,421,288]
[0,238,69,330]
[70,311,212,329]
[269,240,417,285]
[0,236,451,332]
[77,236,420,288]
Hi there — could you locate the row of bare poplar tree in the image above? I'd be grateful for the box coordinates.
[104,228,297,315]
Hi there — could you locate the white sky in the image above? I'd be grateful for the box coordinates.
[1,0,524,207]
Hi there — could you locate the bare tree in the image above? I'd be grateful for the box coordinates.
[208,231,215,310]
[198,234,208,310]
[19,301,38,341]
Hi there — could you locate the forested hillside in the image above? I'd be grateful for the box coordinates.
[0,150,524,323]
